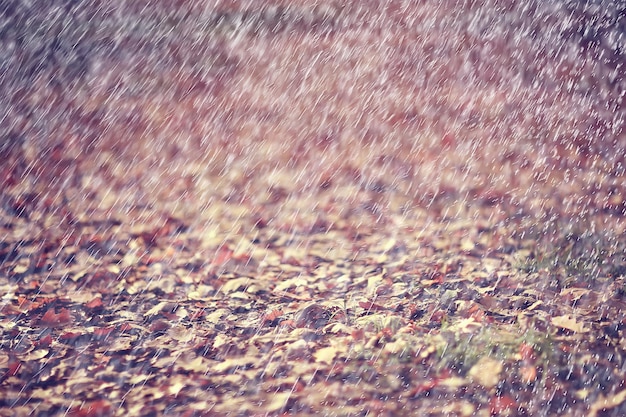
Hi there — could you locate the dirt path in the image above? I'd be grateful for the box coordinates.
[1,1,626,416]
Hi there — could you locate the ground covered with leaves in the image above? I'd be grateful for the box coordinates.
[1,1,626,416]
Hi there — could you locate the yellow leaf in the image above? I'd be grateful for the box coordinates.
[266,392,293,413]
[366,274,384,296]
[590,389,626,417]
[213,333,228,349]
[275,277,309,292]
[168,381,185,396]
[381,237,397,252]
[144,301,168,317]
[448,317,481,333]
[384,338,408,354]
[551,315,588,333]
[230,291,250,300]
[325,323,352,334]
[314,346,338,365]
[205,309,229,324]
[560,288,590,302]
[460,239,475,251]
[468,356,502,388]
[439,377,467,388]
[179,356,205,373]
[214,357,254,373]
[221,277,251,293]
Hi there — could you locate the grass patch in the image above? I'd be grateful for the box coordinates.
[514,216,626,286]
[432,322,556,375]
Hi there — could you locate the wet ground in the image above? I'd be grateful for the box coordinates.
[1,1,626,416]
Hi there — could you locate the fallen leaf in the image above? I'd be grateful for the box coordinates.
[359,301,386,311]
[221,277,252,293]
[38,308,73,327]
[589,389,626,417]
[93,326,115,339]
[68,399,112,417]
[213,333,229,349]
[179,356,206,373]
[275,277,309,292]
[489,395,516,415]
[520,365,537,384]
[168,381,186,397]
[314,346,338,365]
[266,392,293,413]
[85,298,103,309]
[468,356,503,388]
[384,338,408,354]
[261,309,282,326]
[212,247,233,265]
[205,309,229,324]
[551,314,588,333]
[296,303,331,329]
[214,357,255,373]
[144,301,169,317]
[5,361,22,377]
[519,342,536,361]
[150,320,170,332]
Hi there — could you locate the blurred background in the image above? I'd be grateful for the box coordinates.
[1,0,624,236]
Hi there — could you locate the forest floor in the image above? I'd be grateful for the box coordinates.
[1,1,626,416]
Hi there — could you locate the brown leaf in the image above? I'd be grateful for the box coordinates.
[551,314,588,333]
[85,298,103,309]
[261,309,282,326]
[520,365,537,384]
[295,303,332,329]
[489,395,517,415]
[519,343,537,362]
[68,400,112,417]
[37,308,73,327]
[93,326,116,339]
[359,301,386,311]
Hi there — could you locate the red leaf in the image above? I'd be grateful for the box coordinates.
[94,326,115,339]
[150,319,170,332]
[293,381,306,393]
[5,361,22,377]
[489,395,517,415]
[519,342,537,362]
[68,400,112,417]
[117,323,132,332]
[281,319,296,328]
[212,247,233,265]
[429,309,446,324]
[190,309,206,320]
[57,308,73,323]
[351,328,365,341]
[380,327,393,339]
[60,331,82,340]
[441,132,456,149]
[359,301,386,311]
[410,378,438,396]
[37,334,53,347]
[86,298,103,309]
[262,309,282,325]
[38,308,73,327]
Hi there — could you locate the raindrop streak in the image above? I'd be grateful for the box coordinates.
[1,1,625,416]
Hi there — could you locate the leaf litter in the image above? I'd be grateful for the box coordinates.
[1,1,626,416]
